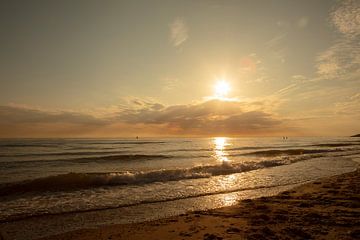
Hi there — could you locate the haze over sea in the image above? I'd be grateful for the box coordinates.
[1,137,360,233]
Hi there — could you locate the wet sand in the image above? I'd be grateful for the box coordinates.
[29,169,360,240]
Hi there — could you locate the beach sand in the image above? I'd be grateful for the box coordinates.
[30,169,360,240]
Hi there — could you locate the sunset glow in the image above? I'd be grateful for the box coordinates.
[0,0,359,138]
[1,2,360,239]
[214,80,230,99]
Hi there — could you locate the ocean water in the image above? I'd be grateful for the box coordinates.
[0,137,360,236]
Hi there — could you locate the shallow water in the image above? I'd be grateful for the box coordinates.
[0,137,359,226]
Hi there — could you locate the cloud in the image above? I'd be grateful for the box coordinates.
[162,78,180,91]
[0,105,104,125]
[316,60,340,77]
[331,0,360,37]
[115,99,284,135]
[126,98,165,111]
[334,93,360,115]
[278,0,359,115]
[0,99,286,137]
[316,38,359,80]
[315,0,360,81]
[0,105,107,138]
[169,18,188,47]
[291,75,308,83]
[266,34,287,63]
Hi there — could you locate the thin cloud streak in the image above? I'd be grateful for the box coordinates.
[169,18,188,47]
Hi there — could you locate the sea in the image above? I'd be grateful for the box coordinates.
[0,137,360,239]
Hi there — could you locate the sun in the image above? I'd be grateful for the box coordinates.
[214,80,230,98]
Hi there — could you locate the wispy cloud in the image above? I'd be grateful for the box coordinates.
[169,18,188,47]
[266,33,287,63]
[291,75,308,83]
[331,0,360,37]
[316,0,360,81]
[275,0,360,122]
[162,77,180,91]
[334,93,360,115]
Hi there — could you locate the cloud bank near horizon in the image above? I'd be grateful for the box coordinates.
[0,99,288,138]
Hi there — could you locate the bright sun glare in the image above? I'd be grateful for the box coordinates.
[214,80,230,98]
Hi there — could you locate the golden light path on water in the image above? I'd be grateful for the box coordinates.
[213,137,230,163]
[213,137,238,205]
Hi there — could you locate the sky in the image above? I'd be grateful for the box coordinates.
[0,0,359,137]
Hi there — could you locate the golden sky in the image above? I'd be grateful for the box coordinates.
[0,0,359,137]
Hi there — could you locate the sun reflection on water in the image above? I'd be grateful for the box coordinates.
[213,175,239,206]
[213,137,230,163]
[220,193,238,206]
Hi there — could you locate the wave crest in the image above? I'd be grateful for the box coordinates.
[0,159,287,196]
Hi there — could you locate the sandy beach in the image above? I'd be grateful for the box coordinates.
[25,169,359,240]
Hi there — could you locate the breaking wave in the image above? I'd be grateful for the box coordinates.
[0,159,291,196]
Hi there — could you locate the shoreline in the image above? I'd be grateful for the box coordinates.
[9,168,358,240]
[0,182,303,240]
